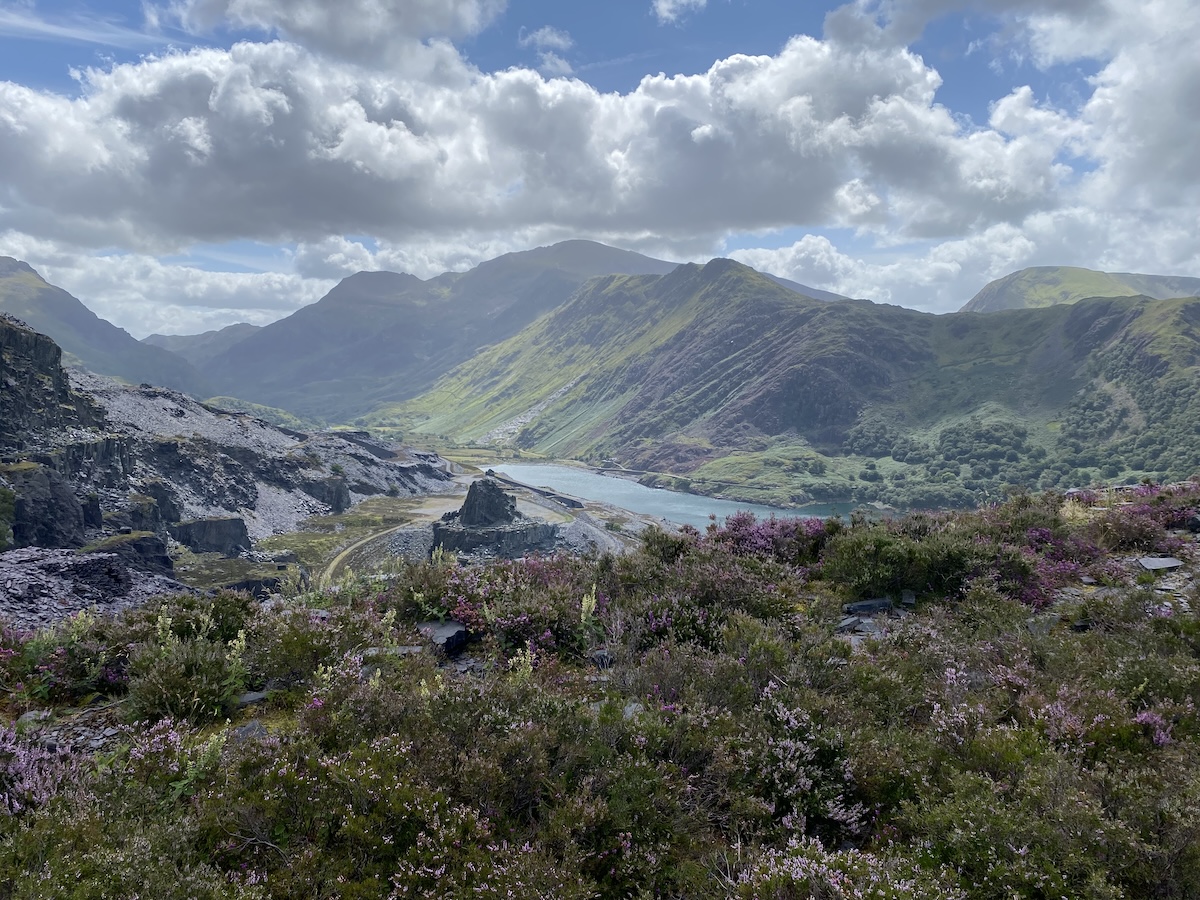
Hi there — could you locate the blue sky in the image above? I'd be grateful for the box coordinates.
[0,0,1196,335]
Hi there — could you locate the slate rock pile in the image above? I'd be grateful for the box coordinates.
[0,546,193,630]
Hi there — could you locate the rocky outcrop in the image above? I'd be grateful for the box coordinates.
[1,462,85,549]
[300,476,351,513]
[0,318,453,613]
[0,547,192,630]
[459,477,518,526]
[168,517,251,556]
[0,315,79,448]
[83,532,174,577]
[432,477,559,559]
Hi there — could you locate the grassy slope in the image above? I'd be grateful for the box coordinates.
[387,262,1200,506]
[204,241,679,421]
[962,265,1200,312]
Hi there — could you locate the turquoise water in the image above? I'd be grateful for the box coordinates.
[487,463,845,530]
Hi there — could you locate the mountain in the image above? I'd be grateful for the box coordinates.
[388,259,1200,508]
[0,257,209,395]
[201,240,847,421]
[766,273,850,303]
[961,266,1200,312]
[143,322,261,368]
[202,241,684,420]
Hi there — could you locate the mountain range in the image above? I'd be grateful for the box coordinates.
[388,260,1200,507]
[5,246,1200,509]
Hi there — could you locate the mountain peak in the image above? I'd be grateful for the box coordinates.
[0,257,42,280]
[962,265,1200,313]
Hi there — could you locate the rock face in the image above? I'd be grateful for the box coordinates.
[2,462,86,549]
[0,314,454,614]
[432,477,559,559]
[168,517,251,556]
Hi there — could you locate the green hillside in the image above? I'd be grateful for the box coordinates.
[385,259,1200,508]
[203,241,682,420]
[962,265,1200,312]
[199,241,846,421]
[0,257,209,395]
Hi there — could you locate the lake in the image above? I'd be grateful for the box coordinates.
[486,462,845,529]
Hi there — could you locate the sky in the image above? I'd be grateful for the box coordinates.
[0,0,1197,337]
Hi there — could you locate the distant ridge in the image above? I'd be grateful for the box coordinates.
[143,323,262,368]
[962,266,1200,312]
[0,257,209,395]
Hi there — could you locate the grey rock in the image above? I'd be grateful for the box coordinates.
[844,598,893,615]
[416,620,469,654]
[0,546,193,630]
[85,532,174,576]
[459,478,517,527]
[590,648,615,669]
[623,702,645,720]
[236,691,269,708]
[169,517,251,556]
[5,463,86,549]
[900,590,917,607]
[1140,557,1184,571]
[233,720,269,743]
[835,616,861,634]
[16,709,51,729]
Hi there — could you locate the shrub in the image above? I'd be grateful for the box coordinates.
[126,612,246,724]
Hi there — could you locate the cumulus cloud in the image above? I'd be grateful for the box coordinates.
[652,0,707,24]
[0,29,1074,252]
[0,0,1196,334]
[159,0,506,64]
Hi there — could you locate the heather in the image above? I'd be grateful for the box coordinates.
[3,486,1200,898]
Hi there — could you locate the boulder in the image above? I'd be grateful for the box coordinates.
[416,620,470,654]
[432,476,559,558]
[169,517,251,556]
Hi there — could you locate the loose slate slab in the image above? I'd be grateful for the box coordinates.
[835,616,862,634]
[1140,557,1184,572]
[416,620,470,654]
[843,598,893,615]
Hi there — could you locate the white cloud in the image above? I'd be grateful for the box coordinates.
[518,26,575,75]
[652,0,707,24]
[0,31,1076,252]
[0,230,331,335]
[0,0,1196,335]
[160,0,506,64]
[519,25,573,51]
